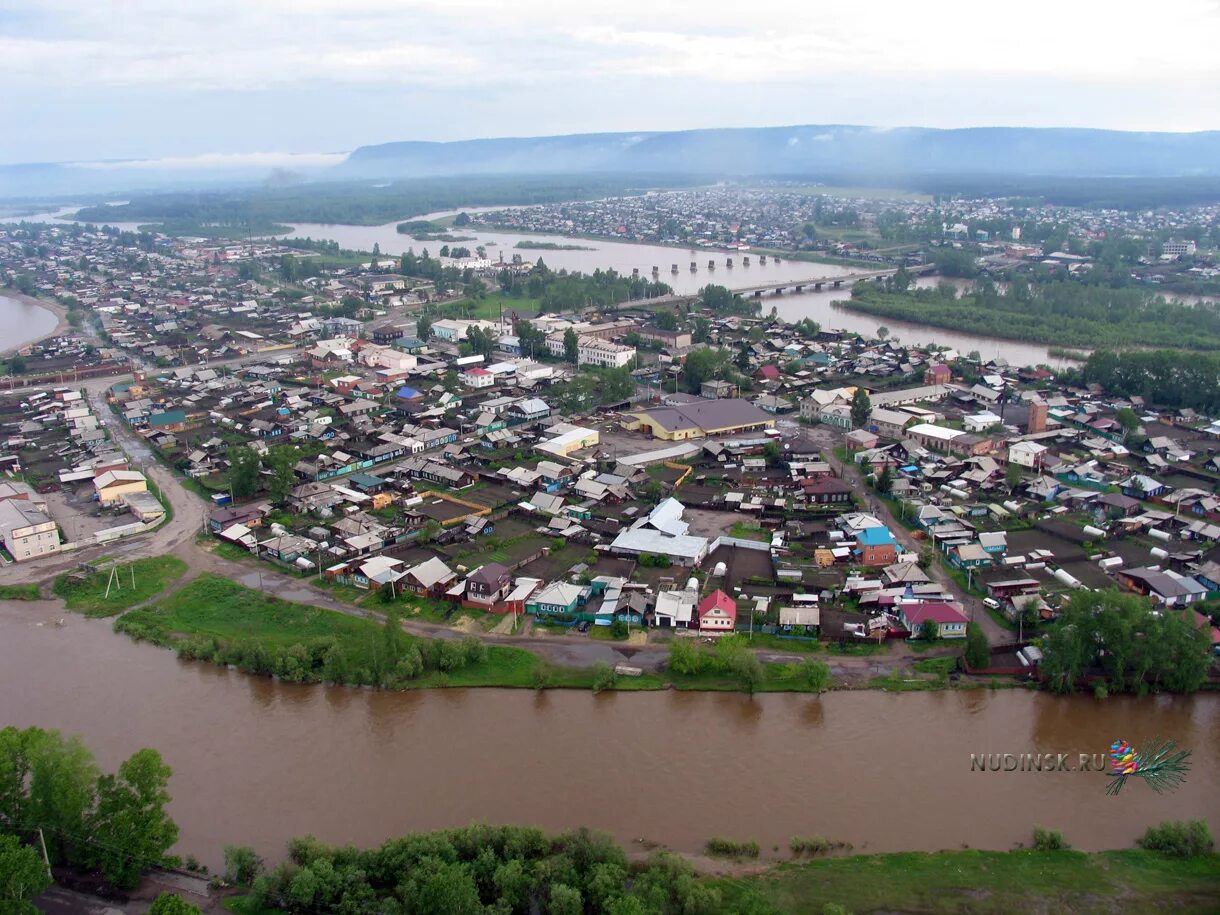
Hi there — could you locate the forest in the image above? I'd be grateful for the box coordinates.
[843,277,1220,350]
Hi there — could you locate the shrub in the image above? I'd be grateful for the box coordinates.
[609,620,628,639]
[591,662,617,694]
[704,837,759,859]
[790,836,832,856]
[1138,820,1214,858]
[1031,826,1069,851]
[223,845,263,885]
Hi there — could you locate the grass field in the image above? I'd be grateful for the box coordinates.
[52,556,188,616]
[0,583,41,600]
[717,849,1220,914]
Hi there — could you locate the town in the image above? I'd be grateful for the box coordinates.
[2,212,1218,698]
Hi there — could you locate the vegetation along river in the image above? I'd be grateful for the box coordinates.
[1,604,1216,869]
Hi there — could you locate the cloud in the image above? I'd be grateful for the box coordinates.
[68,151,348,171]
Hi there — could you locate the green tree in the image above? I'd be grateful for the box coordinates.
[88,749,179,888]
[919,618,939,641]
[382,608,404,673]
[874,465,893,494]
[799,658,832,693]
[226,446,262,500]
[516,320,547,358]
[731,652,764,694]
[264,445,300,506]
[1115,406,1141,439]
[23,730,98,867]
[964,622,990,669]
[667,638,705,676]
[0,834,50,915]
[148,893,203,915]
[416,315,433,341]
[223,845,263,885]
[850,387,872,429]
[591,662,618,694]
[681,346,733,394]
[1006,461,1023,490]
[563,327,579,364]
[548,883,583,915]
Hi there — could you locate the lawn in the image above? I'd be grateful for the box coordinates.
[728,521,769,542]
[0,583,41,600]
[52,556,189,616]
[716,849,1220,914]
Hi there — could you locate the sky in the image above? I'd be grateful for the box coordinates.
[2,0,1219,166]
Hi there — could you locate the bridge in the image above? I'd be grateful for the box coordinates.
[609,263,935,312]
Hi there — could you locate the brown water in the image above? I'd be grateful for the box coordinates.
[1,604,1217,869]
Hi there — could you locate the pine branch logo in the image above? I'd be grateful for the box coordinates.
[1105,737,1192,796]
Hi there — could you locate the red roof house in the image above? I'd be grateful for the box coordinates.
[898,601,968,639]
[756,364,781,382]
[697,589,738,632]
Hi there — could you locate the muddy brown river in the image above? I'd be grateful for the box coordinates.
[1,604,1217,868]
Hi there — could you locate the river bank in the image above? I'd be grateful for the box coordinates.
[0,288,68,356]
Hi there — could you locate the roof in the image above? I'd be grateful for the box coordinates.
[468,562,511,585]
[697,589,738,620]
[405,556,455,589]
[94,470,145,489]
[857,526,896,546]
[636,398,772,433]
[900,602,968,626]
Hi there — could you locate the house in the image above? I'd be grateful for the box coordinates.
[527,581,587,616]
[855,526,898,566]
[1121,474,1166,500]
[924,363,952,385]
[800,477,854,505]
[93,470,147,507]
[461,366,495,389]
[651,589,696,628]
[898,601,968,639]
[756,364,781,383]
[697,589,738,632]
[1007,440,1047,469]
[0,499,60,561]
[465,562,513,605]
[869,407,914,439]
[1117,567,1207,607]
[950,542,992,569]
[845,429,878,450]
[403,556,457,597]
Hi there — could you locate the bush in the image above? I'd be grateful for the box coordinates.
[964,622,989,669]
[1138,820,1214,858]
[591,662,617,694]
[223,845,263,885]
[1031,826,1069,851]
[609,620,629,639]
[790,836,831,856]
[704,837,759,859]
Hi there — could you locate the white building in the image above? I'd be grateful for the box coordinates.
[1007,440,1048,469]
[0,500,60,561]
[577,337,636,369]
[461,367,495,389]
[1162,239,1197,258]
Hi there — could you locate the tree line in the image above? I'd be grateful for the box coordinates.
[844,278,1220,350]
[1072,349,1220,413]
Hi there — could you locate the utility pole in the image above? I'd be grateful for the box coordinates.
[37,828,51,879]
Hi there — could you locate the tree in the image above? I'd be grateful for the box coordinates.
[892,265,911,292]
[548,883,584,915]
[850,388,872,429]
[964,622,989,669]
[516,320,546,358]
[0,834,51,915]
[799,658,832,693]
[875,465,893,494]
[918,544,936,572]
[416,315,433,341]
[667,638,705,675]
[731,652,764,694]
[919,618,939,641]
[382,608,405,674]
[762,441,782,465]
[653,311,679,331]
[226,446,261,499]
[223,845,263,886]
[591,662,617,694]
[1005,461,1023,490]
[264,445,300,506]
[465,325,496,359]
[1115,406,1141,439]
[681,347,733,394]
[562,327,579,364]
[88,749,179,888]
[876,325,890,341]
[148,893,202,915]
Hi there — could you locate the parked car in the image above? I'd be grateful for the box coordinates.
[577,621,591,633]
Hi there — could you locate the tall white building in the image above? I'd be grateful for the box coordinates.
[577,337,636,369]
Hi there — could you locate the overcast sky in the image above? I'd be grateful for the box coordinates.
[3,0,1219,165]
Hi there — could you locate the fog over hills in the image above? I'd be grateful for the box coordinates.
[5,123,1220,199]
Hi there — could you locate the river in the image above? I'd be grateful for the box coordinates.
[0,294,60,354]
[1,603,1216,870]
[4,206,1064,366]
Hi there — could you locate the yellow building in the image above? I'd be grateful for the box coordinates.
[94,470,148,507]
